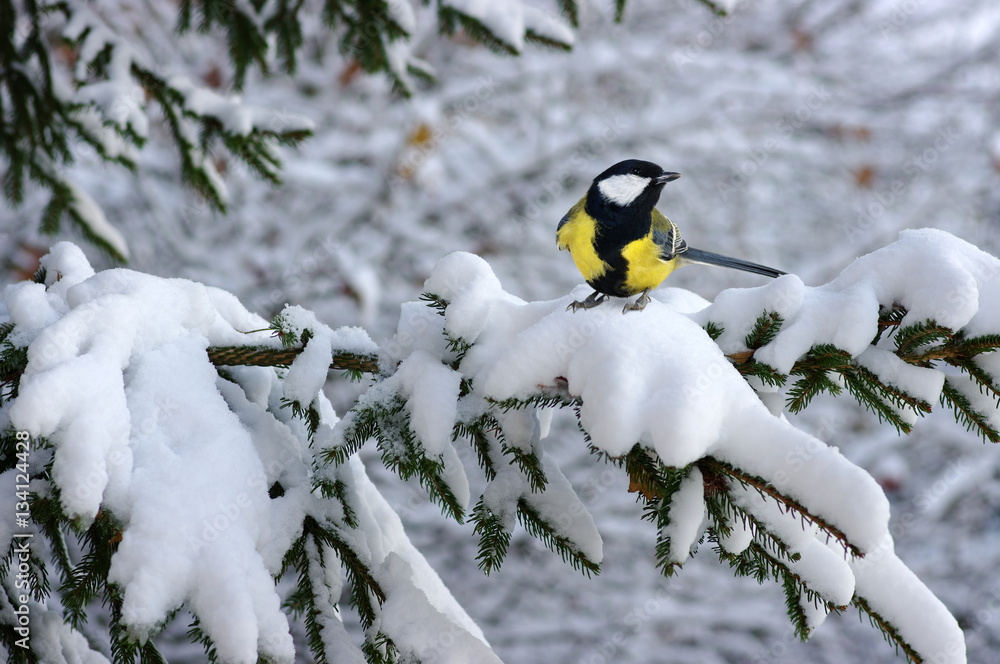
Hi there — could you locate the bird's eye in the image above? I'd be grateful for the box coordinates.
[631,167,642,175]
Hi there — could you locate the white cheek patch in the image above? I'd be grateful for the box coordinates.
[597,173,650,206]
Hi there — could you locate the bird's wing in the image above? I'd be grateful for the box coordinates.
[650,208,688,261]
[556,196,587,250]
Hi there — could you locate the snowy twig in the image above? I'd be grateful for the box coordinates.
[207,344,379,374]
[852,596,921,664]
[699,457,862,558]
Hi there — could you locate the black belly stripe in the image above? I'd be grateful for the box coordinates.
[588,239,633,297]
[583,195,651,298]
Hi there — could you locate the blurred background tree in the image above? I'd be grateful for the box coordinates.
[4,0,1000,662]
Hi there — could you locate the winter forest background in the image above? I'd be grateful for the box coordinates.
[5,0,1000,663]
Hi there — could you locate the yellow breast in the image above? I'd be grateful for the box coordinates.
[556,202,607,282]
[620,235,678,292]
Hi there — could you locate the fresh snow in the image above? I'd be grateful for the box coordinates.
[405,235,985,661]
[696,230,999,413]
[440,0,527,52]
[63,179,132,261]
[426,252,890,555]
[6,218,996,663]
[7,1,1000,659]
[281,306,377,406]
[659,467,706,565]
[4,244,486,663]
[850,534,966,664]
[63,2,149,139]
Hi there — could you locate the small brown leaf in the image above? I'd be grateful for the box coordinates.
[627,475,660,501]
[854,164,876,189]
[338,60,363,87]
[727,350,755,365]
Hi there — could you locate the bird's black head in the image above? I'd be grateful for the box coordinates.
[590,159,680,210]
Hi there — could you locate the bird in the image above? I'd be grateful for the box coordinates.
[556,159,786,313]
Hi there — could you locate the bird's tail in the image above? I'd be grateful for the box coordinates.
[681,247,785,278]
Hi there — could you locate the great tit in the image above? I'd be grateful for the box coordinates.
[556,159,785,313]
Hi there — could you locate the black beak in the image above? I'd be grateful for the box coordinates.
[654,172,681,185]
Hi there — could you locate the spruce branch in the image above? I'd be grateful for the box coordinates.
[61,509,124,629]
[699,457,862,558]
[744,311,784,350]
[281,396,322,440]
[782,575,814,642]
[741,305,1000,440]
[870,304,907,346]
[420,292,475,367]
[331,394,466,522]
[438,7,521,55]
[178,0,275,89]
[940,378,1000,443]
[646,465,700,576]
[282,530,354,664]
[454,416,499,480]
[517,499,600,576]
[556,0,580,28]
[736,359,788,387]
[714,537,834,640]
[490,390,581,413]
[728,306,1000,386]
[25,493,72,592]
[206,344,380,374]
[313,477,359,529]
[186,618,221,663]
[321,0,413,94]
[380,417,466,523]
[23,152,131,261]
[502,442,548,493]
[703,474,860,644]
[727,312,788,385]
[1,532,49,604]
[301,516,386,630]
[705,488,843,640]
[4,0,314,257]
[471,497,513,575]
[525,28,574,52]
[894,320,952,362]
[952,332,1000,358]
[481,393,583,492]
[0,328,28,402]
[621,444,674,502]
[323,403,378,467]
[853,596,921,664]
[419,292,449,316]
[770,342,931,432]
[948,356,1000,403]
[839,364,924,434]
[787,343,854,373]
[476,408,549,493]
[703,481,802,565]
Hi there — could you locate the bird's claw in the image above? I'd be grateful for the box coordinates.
[567,291,608,312]
[566,290,653,313]
[622,290,652,314]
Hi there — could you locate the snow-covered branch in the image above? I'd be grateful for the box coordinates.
[3,228,998,663]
